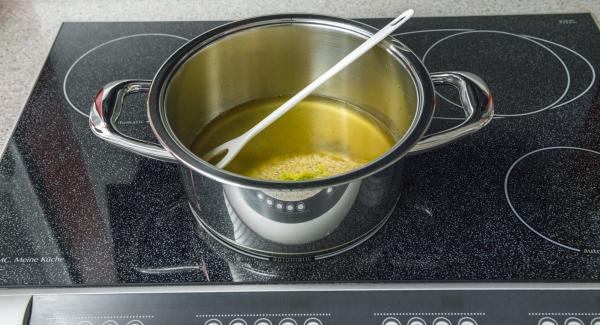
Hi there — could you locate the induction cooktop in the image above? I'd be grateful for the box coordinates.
[1,14,599,325]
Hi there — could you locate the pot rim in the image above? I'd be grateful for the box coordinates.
[147,14,435,190]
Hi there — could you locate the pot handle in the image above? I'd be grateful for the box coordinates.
[409,71,494,153]
[89,79,178,162]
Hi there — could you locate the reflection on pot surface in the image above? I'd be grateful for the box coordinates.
[224,182,362,245]
[186,165,399,259]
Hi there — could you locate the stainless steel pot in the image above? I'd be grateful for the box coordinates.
[90,14,493,260]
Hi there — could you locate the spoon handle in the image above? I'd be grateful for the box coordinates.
[242,9,415,141]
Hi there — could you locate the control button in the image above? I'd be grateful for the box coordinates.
[276,202,284,210]
[408,317,426,325]
[204,319,223,325]
[266,199,273,206]
[102,321,118,325]
[304,318,322,325]
[458,317,477,325]
[538,317,557,325]
[382,317,401,325]
[297,202,305,211]
[126,321,144,325]
[433,317,451,325]
[564,317,583,325]
[286,204,295,212]
[326,187,333,194]
[254,318,272,325]
[257,193,265,200]
[279,318,297,325]
[591,317,600,325]
[230,319,247,325]
[127,319,142,325]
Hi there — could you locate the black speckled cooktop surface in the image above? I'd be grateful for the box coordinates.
[1,14,599,287]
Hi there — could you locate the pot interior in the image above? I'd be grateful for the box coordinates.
[164,20,419,179]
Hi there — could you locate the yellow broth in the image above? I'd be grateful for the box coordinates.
[190,95,403,181]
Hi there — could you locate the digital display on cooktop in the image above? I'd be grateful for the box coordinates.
[0,14,599,286]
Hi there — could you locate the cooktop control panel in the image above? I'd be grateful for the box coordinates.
[27,289,600,325]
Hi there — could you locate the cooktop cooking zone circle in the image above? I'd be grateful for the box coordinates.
[505,146,600,254]
[393,29,596,121]
[422,30,570,118]
[63,33,189,117]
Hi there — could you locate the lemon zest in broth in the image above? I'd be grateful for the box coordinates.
[247,152,364,181]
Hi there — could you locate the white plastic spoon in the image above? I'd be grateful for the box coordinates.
[204,9,415,168]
